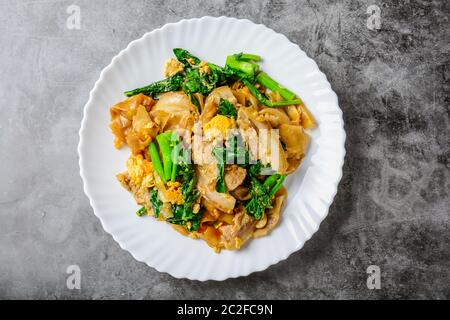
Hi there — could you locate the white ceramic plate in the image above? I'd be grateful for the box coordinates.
[78,16,345,281]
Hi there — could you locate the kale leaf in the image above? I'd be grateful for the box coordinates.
[245,173,285,220]
[245,178,272,220]
[182,68,216,95]
[213,147,226,193]
[173,48,201,69]
[218,98,237,119]
[149,188,162,218]
[166,155,202,232]
[124,73,184,98]
[173,48,237,96]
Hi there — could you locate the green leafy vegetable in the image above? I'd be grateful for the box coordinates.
[156,132,175,182]
[208,63,234,85]
[173,48,201,69]
[247,160,265,177]
[225,54,259,81]
[245,174,286,220]
[136,206,147,217]
[190,94,201,110]
[212,135,262,194]
[172,49,228,95]
[218,98,237,119]
[268,174,285,198]
[124,73,183,97]
[166,155,202,232]
[213,147,226,193]
[150,133,179,183]
[182,68,216,95]
[256,71,297,101]
[170,137,180,182]
[149,189,162,218]
[168,201,201,232]
[233,52,261,62]
[148,142,166,183]
[243,79,302,107]
[245,178,272,220]
[173,48,224,96]
[224,52,302,107]
[124,49,303,111]
[178,156,196,200]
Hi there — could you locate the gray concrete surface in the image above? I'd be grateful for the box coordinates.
[0,0,448,299]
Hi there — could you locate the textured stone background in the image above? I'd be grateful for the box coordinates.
[0,0,448,299]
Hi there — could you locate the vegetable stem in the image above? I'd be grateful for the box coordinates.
[226,55,259,78]
[234,53,261,62]
[271,99,303,106]
[269,175,285,197]
[263,174,281,190]
[171,136,180,182]
[256,71,296,101]
[136,206,147,217]
[124,74,183,97]
[243,80,302,107]
[156,132,174,182]
[148,142,166,183]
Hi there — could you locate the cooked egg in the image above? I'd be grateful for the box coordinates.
[164,58,184,77]
[126,154,154,189]
[234,237,243,250]
[166,181,183,205]
[204,115,235,139]
[199,61,211,75]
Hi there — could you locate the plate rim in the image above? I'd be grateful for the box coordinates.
[78,16,346,281]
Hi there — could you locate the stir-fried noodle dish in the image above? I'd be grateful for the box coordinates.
[110,49,316,252]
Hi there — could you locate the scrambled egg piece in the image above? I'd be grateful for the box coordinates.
[192,203,200,214]
[186,58,196,66]
[234,237,243,250]
[199,61,211,75]
[166,181,183,205]
[126,154,154,189]
[204,115,235,139]
[164,58,184,77]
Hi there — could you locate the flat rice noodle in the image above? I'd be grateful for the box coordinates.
[109,93,155,149]
[150,91,197,131]
[201,86,237,123]
[279,124,310,160]
[258,108,290,127]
